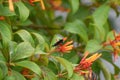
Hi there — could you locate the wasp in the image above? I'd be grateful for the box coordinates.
[52,37,67,47]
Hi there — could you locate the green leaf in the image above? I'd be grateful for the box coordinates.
[32,32,45,44]
[4,70,26,80]
[85,39,102,53]
[35,45,46,55]
[18,19,33,26]
[101,51,112,63]
[11,42,34,61]
[92,61,101,74]
[70,73,84,80]
[0,61,8,77]
[15,1,29,21]
[67,6,90,21]
[0,4,16,16]
[92,4,110,27]
[31,77,39,80]
[106,31,115,41]
[15,30,34,46]
[37,54,49,66]
[4,76,16,80]
[16,61,41,76]
[69,0,79,14]
[55,57,73,78]
[0,52,6,62]
[64,20,88,42]
[94,24,105,42]
[0,68,3,80]
[63,51,79,63]
[92,5,110,42]
[32,32,45,49]
[12,70,26,80]
[98,60,111,80]
[112,63,120,75]
[0,21,12,42]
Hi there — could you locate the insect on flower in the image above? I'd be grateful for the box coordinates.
[52,37,67,47]
[74,51,101,80]
[53,37,73,53]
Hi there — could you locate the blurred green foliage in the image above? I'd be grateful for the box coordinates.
[0,0,120,80]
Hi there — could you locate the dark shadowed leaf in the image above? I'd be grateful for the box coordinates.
[16,61,41,76]
[98,60,111,80]
[101,51,112,63]
[63,51,79,64]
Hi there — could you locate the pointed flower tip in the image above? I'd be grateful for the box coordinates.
[63,37,67,41]
[83,51,89,58]
[85,53,102,63]
[9,0,14,12]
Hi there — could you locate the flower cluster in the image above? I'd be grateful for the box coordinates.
[74,51,101,79]
[103,31,120,60]
[49,37,102,79]
[54,37,73,53]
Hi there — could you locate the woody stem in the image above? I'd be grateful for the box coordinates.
[47,49,56,56]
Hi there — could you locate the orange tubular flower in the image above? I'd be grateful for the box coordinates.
[103,30,120,60]
[49,0,70,12]
[74,52,101,76]
[9,0,14,12]
[55,37,73,53]
[0,16,5,20]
